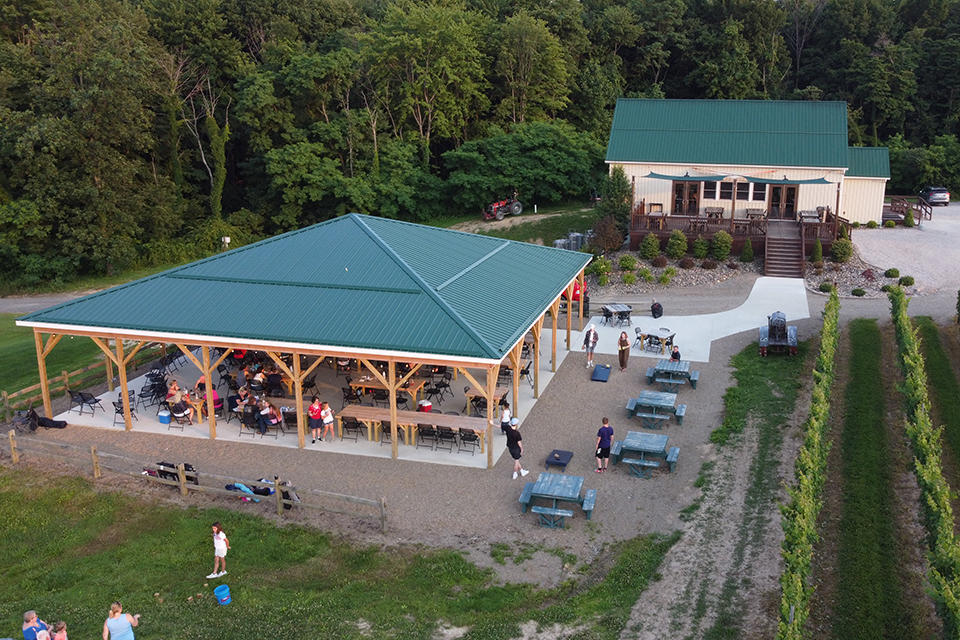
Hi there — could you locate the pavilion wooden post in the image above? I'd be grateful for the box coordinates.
[486,364,499,470]
[104,339,115,392]
[201,347,216,439]
[531,315,544,398]
[388,361,398,460]
[577,270,585,331]
[267,351,326,450]
[507,341,522,419]
[549,298,560,373]
[114,339,133,430]
[33,331,62,418]
[564,283,574,350]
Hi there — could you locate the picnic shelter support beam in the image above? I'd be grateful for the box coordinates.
[267,352,326,449]
[506,340,522,420]
[531,314,544,398]
[564,282,573,350]
[486,363,499,469]
[173,343,216,439]
[104,341,114,392]
[33,331,63,418]
[89,336,144,431]
[549,297,560,372]
[577,269,585,331]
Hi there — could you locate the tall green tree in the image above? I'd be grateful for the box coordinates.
[494,12,570,123]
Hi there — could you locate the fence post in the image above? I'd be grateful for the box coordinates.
[380,497,387,534]
[62,370,70,398]
[275,475,284,516]
[91,445,101,479]
[176,463,188,496]
[2,390,9,423]
[8,430,19,464]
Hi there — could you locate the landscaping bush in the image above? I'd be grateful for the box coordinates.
[639,233,661,259]
[701,259,718,269]
[884,268,900,278]
[651,255,668,268]
[666,230,688,259]
[599,273,609,286]
[831,238,853,263]
[726,261,739,269]
[881,284,895,292]
[815,267,823,275]
[852,221,860,228]
[904,208,915,227]
[638,267,653,283]
[711,230,733,261]
[867,220,878,229]
[838,224,849,240]
[812,238,823,263]
[622,272,637,285]
[588,256,612,277]
[812,260,824,269]
[852,288,865,296]
[832,263,842,272]
[679,257,695,269]
[740,237,754,262]
[819,282,834,292]
[664,267,676,277]
[861,269,875,281]
[899,276,915,286]
[692,236,709,259]
[884,220,896,228]
[618,255,638,271]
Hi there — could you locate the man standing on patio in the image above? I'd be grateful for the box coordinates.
[582,324,599,368]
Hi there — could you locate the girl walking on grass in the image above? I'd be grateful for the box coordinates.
[207,522,230,579]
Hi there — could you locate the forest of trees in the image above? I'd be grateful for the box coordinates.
[1,0,959,286]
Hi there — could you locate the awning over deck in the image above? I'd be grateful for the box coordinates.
[644,172,833,185]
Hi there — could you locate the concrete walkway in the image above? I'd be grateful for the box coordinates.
[579,276,809,363]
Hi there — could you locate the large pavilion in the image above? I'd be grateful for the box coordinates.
[17,214,591,468]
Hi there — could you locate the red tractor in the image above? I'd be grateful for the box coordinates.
[482,196,523,221]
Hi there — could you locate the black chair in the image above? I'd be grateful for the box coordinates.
[170,402,191,429]
[137,385,159,411]
[470,397,487,418]
[616,308,633,327]
[518,362,533,388]
[250,380,264,394]
[436,372,452,400]
[300,374,318,396]
[211,398,225,421]
[216,364,231,389]
[600,307,614,325]
[457,428,480,455]
[395,394,409,411]
[424,386,444,406]
[283,411,298,432]
[416,424,438,450]
[341,387,362,409]
[112,400,138,426]
[634,327,645,348]
[240,405,259,437]
[444,411,461,416]
[341,420,363,442]
[372,389,389,407]
[78,391,105,415]
[336,360,352,377]
[379,420,404,446]
[435,426,457,452]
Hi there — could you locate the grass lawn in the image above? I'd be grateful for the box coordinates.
[915,316,960,466]
[834,319,907,639]
[477,204,599,245]
[0,467,677,640]
[0,313,105,400]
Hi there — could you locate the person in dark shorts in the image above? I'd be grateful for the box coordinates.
[506,418,529,479]
[596,417,614,473]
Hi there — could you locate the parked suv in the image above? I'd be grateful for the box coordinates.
[918,186,950,206]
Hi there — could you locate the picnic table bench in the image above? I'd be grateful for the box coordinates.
[655,376,686,393]
[666,447,680,472]
[622,457,660,478]
[519,481,535,513]
[582,489,597,520]
[611,440,624,464]
[635,412,668,430]
[530,505,574,528]
[647,360,700,389]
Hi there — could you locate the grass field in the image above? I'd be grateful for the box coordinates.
[915,317,960,466]
[834,319,907,639]
[0,467,677,640]
[0,313,105,400]
[477,205,599,246]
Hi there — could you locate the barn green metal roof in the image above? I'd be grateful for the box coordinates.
[17,214,591,363]
[845,146,890,178]
[606,99,850,169]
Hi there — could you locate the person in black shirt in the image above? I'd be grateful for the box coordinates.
[505,418,529,479]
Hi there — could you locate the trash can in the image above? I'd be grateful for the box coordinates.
[214,584,231,605]
[158,410,171,425]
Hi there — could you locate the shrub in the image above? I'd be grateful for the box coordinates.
[852,288,866,297]
[819,282,834,292]
[884,268,900,278]
[618,255,638,271]
[664,267,676,277]
[884,220,896,228]
[666,230,688,259]
[639,233,661,259]
[588,257,613,277]
[726,261,739,269]
[638,267,653,283]
[852,221,860,228]
[591,214,626,252]
[904,208,915,228]
[838,224,849,240]
[812,261,824,270]
[811,238,823,262]
[652,255,668,268]
[899,276,915,286]
[866,220,878,229]
[831,238,854,263]
[622,272,637,285]
[740,237,754,262]
[711,230,733,261]
[598,274,609,286]
[862,269,876,281]
[815,268,823,275]
[701,259,718,269]
[658,272,672,285]
[881,284,895,292]
[679,257,696,269]
[692,236,709,259]
[832,263,842,272]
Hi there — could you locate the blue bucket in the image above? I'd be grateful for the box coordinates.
[214,584,231,605]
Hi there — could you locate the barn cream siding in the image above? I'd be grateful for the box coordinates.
[615,163,845,217]
[841,177,887,224]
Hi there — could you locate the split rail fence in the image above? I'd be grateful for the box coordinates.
[4,430,387,533]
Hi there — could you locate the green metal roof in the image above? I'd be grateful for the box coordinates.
[606,99,850,169]
[846,146,890,178]
[17,214,591,362]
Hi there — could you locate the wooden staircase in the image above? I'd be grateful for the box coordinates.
[764,222,804,278]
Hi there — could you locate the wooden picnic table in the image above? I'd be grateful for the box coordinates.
[350,376,426,404]
[336,405,488,451]
[615,431,669,464]
[646,359,699,390]
[635,327,675,354]
[745,209,766,221]
[463,386,507,415]
[627,390,680,429]
[798,210,821,223]
[530,472,585,509]
[704,206,724,219]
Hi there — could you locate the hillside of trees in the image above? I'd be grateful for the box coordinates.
[1,0,959,286]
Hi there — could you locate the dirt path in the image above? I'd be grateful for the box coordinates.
[449,211,569,235]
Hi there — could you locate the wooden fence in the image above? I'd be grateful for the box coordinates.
[4,430,387,533]
[2,342,172,422]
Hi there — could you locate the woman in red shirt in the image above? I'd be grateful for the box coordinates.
[308,396,323,444]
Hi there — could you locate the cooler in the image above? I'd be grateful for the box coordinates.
[158,410,171,424]
[417,400,432,413]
